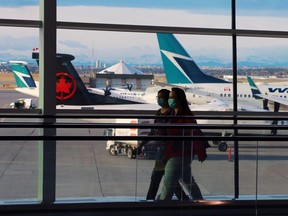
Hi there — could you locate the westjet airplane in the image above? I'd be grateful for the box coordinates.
[247,76,288,108]
[156,33,288,110]
[9,61,39,97]
[247,76,288,135]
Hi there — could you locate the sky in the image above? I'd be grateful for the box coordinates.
[0,0,288,67]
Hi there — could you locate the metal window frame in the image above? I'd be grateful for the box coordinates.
[0,0,288,212]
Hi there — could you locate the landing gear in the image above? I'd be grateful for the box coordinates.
[212,130,229,152]
[217,141,228,152]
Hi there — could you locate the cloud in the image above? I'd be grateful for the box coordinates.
[59,40,87,49]
[1,5,288,65]
[0,1,38,7]
[0,35,38,51]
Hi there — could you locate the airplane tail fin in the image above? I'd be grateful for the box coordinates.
[247,76,262,99]
[156,33,228,84]
[247,76,269,110]
[9,61,37,88]
[32,52,139,105]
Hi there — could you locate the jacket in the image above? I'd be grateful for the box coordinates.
[164,111,208,162]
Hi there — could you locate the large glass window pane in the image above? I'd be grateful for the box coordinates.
[0,127,39,201]
[57,31,159,67]
[237,0,288,31]
[0,27,39,110]
[55,116,235,201]
[56,118,141,201]
[239,141,257,199]
[257,141,288,198]
[239,140,288,200]
[57,0,231,28]
[56,31,232,109]
[0,1,39,20]
[237,37,288,111]
[193,137,234,199]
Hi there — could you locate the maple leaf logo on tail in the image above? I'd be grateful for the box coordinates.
[56,72,76,100]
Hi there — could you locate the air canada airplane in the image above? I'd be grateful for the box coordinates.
[156,33,288,109]
[9,53,153,106]
[9,55,162,105]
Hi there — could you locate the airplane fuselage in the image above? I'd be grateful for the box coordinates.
[177,83,288,107]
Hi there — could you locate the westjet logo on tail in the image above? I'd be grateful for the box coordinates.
[9,61,37,88]
[157,33,229,84]
[13,71,34,87]
[160,50,193,83]
[268,88,288,93]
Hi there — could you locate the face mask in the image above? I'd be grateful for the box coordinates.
[168,98,177,108]
[157,98,165,107]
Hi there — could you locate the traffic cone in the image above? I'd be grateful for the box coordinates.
[228,146,233,162]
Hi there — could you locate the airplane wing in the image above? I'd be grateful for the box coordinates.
[252,93,288,106]
[152,81,189,91]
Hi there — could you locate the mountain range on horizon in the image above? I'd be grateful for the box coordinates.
[1,52,288,68]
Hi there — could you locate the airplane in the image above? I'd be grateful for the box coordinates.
[156,33,288,110]
[156,33,288,148]
[247,76,288,108]
[9,57,163,105]
[247,76,288,135]
[9,61,39,97]
[9,53,157,106]
[87,84,159,104]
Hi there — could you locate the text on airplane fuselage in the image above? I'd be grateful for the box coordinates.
[268,88,288,93]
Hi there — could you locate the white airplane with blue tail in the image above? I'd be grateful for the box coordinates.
[156,33,288,111]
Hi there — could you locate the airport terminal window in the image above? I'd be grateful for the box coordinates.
[54,120,235,201]
[0,140,39,200]
[238,37,288,74]
[257,140,288,197]
[0,27,39,110]
[237,0,288,31]
[1,0,288,212]
[57,30,158,71]
[238,141,288,198]
[0,1,39,20]
[57,0,231,28]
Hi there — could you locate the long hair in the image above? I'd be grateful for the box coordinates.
[171,87,192,115]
